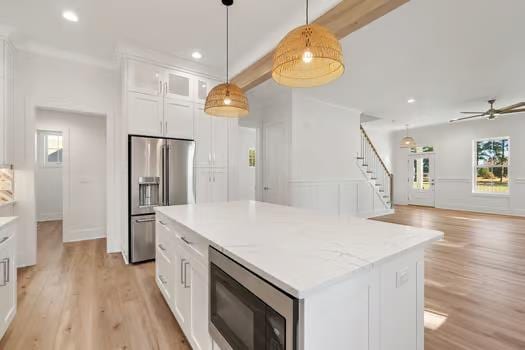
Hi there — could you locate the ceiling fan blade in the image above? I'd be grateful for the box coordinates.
[497,108,525,115]
[497,102,525,112]
[450,114,485,122]
[461,111,485,114]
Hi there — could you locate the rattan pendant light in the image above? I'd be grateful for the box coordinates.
[205,0,249,118]
[272,0,345,87]
[400,125,417,148]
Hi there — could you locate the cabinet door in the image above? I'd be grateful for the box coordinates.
[189,259,212,350]
[128,92,164,136]
[164,98,194,139]
[211,168,228,203]
[0,78,5,165]
[173,243,191,330]
[155,245,174,306]
[195,78,210,104]
[211,117,229,168]
[127,60,163,96]
[196,168,212,204]
[0,234,15,338]
[4,43,14,165]
[166,70,193,101]
[194,105,213,167]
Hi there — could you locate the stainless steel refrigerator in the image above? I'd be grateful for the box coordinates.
[128,135,195,263]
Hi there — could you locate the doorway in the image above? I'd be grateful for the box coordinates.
[34,108,107,243]
[262,121,286,204]
[408,153,435,207]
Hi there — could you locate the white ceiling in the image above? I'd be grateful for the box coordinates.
[0,0,338,76]
[300,0,525,129]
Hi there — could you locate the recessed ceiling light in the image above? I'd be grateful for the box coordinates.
[62,10,79,22]
[407,98,416,104]
[192,51,203,60]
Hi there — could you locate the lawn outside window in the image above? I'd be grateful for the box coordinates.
[473,137,509,194]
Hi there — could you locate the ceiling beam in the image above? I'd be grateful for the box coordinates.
[231,0,409,91]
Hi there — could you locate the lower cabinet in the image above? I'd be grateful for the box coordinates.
[0,225,16,340]
[155,214,212,350]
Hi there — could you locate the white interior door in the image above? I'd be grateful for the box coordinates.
[262,122,286,205]
[408,154,435,207]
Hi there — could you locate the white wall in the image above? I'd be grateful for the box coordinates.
[392,115,525,216]
[35,131,63,221]
[14,50,119,266]
[36,109,107,241]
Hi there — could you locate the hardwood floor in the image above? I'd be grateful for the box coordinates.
[0,220,190,350]
[372,205,525,350]
[2,207,524,350]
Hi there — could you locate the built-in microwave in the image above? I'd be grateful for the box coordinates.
[209,247,300,350]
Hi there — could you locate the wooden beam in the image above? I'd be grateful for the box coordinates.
[231,0,409,91]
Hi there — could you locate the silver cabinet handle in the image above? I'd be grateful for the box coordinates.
[159,220,167,226]
[264,187,271,190]
[181,237,192,245]
[158,274,167,285]
[180,258,185,285]
[0,258,7,286]
[183,261,190,289]
[136,218,155,223]
[165,121,168,135]
[0,237,8,244]
[164,82,168,96]
[160,121,163,135]
[158,244,166,251]
[159,80,163,95]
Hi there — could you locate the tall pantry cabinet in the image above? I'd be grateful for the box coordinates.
[122,58,231,204]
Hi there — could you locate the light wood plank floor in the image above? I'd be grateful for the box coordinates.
[372,205,525,350]
[0,220,191,350]
[2,207,524,350]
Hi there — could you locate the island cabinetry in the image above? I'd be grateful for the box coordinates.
[155,212,212,350]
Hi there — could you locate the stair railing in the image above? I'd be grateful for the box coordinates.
[358,125,394,208]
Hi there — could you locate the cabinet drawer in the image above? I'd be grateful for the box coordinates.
[156,246,173,304]
[170,220,209,261]
[156,217,174,254]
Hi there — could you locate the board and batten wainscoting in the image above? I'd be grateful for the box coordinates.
[433,177,525,217]
[289,178,393,218]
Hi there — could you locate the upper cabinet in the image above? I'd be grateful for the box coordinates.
[194,105,228,168]
[127,60,163,96]
[166,71,193,101]
[0,40,14,165]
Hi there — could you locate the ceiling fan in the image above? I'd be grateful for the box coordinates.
[450,99,525,123]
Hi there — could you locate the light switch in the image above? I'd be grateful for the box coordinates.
[396,267,409,288]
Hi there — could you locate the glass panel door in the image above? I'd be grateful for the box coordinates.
[408,154,435,207]
[166,70,193,100]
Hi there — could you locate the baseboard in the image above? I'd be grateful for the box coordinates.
[63,226,106,243]
[121,250,129,265]
[358,209,395,219]
[37,213,63,222]
[436,203,525,217]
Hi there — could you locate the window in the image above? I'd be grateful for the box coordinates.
[38,130,63,167]
[410,146,434,153]
[412,157,431,190]
[474,137,509,194]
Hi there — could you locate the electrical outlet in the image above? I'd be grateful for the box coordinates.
[396,268,409,288]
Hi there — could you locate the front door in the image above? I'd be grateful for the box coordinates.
[408,154,435,207]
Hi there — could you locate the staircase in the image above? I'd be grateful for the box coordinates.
[357,125,394,211]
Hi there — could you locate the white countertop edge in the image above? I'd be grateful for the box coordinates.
[0,216,17,230]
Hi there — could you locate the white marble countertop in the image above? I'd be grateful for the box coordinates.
[0,200,15,208]
[0,216,17,230]
[156,201,443,298]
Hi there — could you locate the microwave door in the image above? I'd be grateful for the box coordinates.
[166,139,196,205]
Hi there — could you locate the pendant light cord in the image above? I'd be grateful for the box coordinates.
[306,0,309,25]
[226,6,229,84]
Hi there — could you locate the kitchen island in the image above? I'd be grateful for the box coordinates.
[155,201,443,350]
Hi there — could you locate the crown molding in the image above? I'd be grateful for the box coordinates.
[116,42,223,81]
[16,41,118,70]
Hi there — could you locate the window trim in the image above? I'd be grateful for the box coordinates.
[472,136,510,195]
[37,130,64,168]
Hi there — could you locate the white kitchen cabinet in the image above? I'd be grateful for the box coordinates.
[0,39,14,165]
[127,60,163,96]
[164,98,194,139]
[196,168,228,204]
[173,241,191,331]
[166,70,193,101]
[189,258,212,350]
[128,92,164,136]
[194,105,228,168]
[155,244,174,305]
[0,224,16,340]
